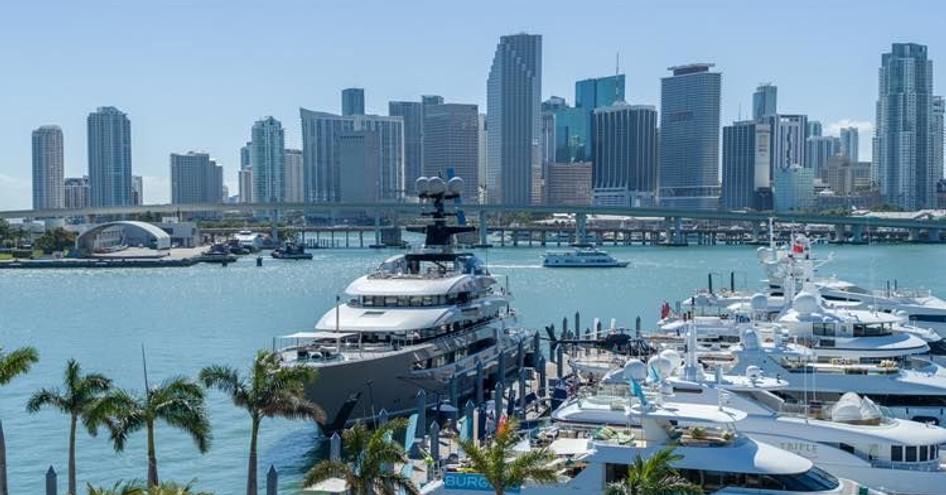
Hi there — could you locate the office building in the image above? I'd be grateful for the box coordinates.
[300,109,404,202]
[131,175,143,205]
[170,152,223,204]
[342,88,365,116]
[87,106,132,207]
[935,96,944,181]
[874,42,936,209]
[477,113,487,201]
[64,176,90,209]
[840,127,859,163]
[807,121,823,137]
[774,165,815,212]
[722,121,771,210]
[250,117,286,203]
[240,142,251,170]
[32,125,65,209]
[576,75,625,109]
[591,103,658,207]
[422,103,479,201]
[546,162,592,206]
[486,33,542,205]
[659,64,722,209]
[421,95,444,106]
[285,149,304,202]
[238,168,253,203]
[337,131,381,203]
[388,101,424,184]
[823,157,873,195]
[806,135,841,178]
[752,83,777,121]
[768,114,808,171]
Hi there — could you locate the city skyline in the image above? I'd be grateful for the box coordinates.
[1,1,944,209]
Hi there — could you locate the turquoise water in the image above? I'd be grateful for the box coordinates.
[1,243,945,493]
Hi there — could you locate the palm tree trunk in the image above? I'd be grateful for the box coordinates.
[0,419,8,495]
[68,414,77,495]
[247,416,260,495]
[147,421,158,487]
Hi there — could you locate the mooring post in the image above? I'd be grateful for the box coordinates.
[518,368,527,414]
[475,359,484,405]
[266,465,278,495]
[415,390,427,438]
[330,432,341,462]
[430,421,441,465]
[378,408,389,427]
[537,353,547,396]
[45,466,56,495]
[494,383,504,423]
[556,344,564,379]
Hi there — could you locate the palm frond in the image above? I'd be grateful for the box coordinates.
[302,460,355,489]
[26,387,68,414]
[0,346,39,385]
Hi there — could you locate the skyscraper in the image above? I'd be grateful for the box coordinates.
[32,125,65,209]
[752,83,777,121]
[486,33,542,205]
[285,149,304,202]
[422,103,479,201]
[591,103,658,207]
[768,114,809,171]
[874,43,936,209]
[477,113,487,201]
[170,151,223,204]
[421,95,444,106]
[659,64,722,209]
[807,121,823,137]
[131,175,143,205]
[840,127,860,163]
[238,168,253,203]
[571,74,626,164]
[240,142,251,170]
[342,88,365,116]
[299,109,404,202]
[388,101,424,184]
[722,121,771,210]
[575,74,626,109]
[806,135,840,178]
[64,176,90,209]
[250,117,286,203]
[87,106,132,207]
[773,165,815,212]
[337,131,381,203]
[934,96,944,181]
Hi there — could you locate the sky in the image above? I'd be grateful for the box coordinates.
[1,0,944,210]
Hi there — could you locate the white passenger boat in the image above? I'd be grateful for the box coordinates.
[542,248,628,268]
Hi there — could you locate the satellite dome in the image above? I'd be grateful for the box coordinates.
[750,293,768,312]
[829,392,883,423]
[659,349,683,373]
[415,177,429,194]
[447,176,464,194]
[793,291,819,316]
[623,359,647,381]
[651,356,673,379]
[427,177,446,195]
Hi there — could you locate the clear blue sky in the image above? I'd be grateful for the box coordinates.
[1,0,943,209]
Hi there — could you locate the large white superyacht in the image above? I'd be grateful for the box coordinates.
[278,177,536,430]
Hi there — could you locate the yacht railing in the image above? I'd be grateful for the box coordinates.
[870,459,943,472]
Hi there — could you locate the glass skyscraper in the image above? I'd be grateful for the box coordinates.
[840,127,859,163]
[342,88,365,116]
[722,121,771,210]
[170,151,223,204]
[422,103,480,201]
[575,75,625,110]
[874,42,936,209]
[486,33,542,205]
[32,125,65,209]
[591,103,658,207]
[388,101,424,184]
[250,117,286,203]
[752,83,777,121]
[87,106,132,207]
[659,64,722,209]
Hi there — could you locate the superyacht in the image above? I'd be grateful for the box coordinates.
[277,177,536,430]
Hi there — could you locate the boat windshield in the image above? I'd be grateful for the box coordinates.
[374,252,486,278]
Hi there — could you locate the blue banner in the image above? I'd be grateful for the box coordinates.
[443,472,520,493]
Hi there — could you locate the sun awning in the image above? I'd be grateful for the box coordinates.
[280,331,358,340]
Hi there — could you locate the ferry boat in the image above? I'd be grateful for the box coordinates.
[542,248,628,268]
[277,177,537,431]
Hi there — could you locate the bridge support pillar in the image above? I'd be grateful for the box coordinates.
[751,223,761,243]
[575,213,588,246]
[373,212,381,247]
[851,224,865,244]
[909,228,921,243]
[476,210,491,247]
[664,216,686,246]
[834,224,846,243]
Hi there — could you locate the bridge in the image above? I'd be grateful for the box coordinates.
[5,201,946,244]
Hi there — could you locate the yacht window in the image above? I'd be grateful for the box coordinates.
[410,296,424,306]
[920,445,929,462]
[813,323,835,337]
[892,445,903,462]
[906,446,917,462]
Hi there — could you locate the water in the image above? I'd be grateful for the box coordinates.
[1,243,945,493]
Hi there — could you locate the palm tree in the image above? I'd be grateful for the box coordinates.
[457,418,558,495]
[0,346,39,495]
[86,480,214,495]
[303,418,419,495]
[604,446,703,495]
[27,359,112,495]
[199,351,324,495]
[99,376,211,487]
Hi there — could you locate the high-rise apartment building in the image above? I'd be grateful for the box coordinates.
[752,83,777,121]
[250,117,286,203]
[659,64,722,209]
[840,127,860,163]
[87,106,132,207]
[285,149,304,202]
[486,33,542,205]
[388,101,424,184]
[722,121,771,210]
[768,114,809,171]
[170,152,223,204]
[64,176,90,209]
[131,175,143,205]
[874,42,936,209]
[342,88,365,116]
[32,125,65,209]
[806,135,841,178]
